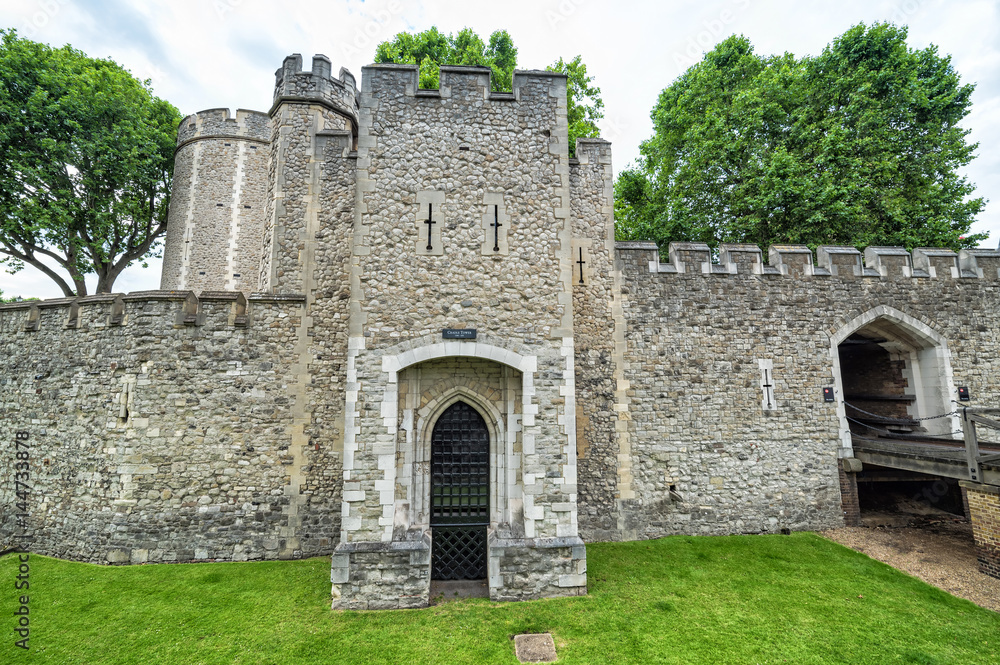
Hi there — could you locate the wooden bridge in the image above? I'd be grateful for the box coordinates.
[848,407,1000,579]
[850,407,1000,486]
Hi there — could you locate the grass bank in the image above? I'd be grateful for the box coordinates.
[1,533,997,664]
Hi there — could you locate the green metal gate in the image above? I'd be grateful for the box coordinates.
[430,401,489,579]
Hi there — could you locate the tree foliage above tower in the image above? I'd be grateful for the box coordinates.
[374,27,518,92]
[0,30,182,296]
[374,28,604,158]
[615,24,987,253]
[547,56,605,160]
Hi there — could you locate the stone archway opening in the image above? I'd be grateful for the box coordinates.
[832,307,959,452]
[839,328,923,438]
[831,307,963,529]
[393,355,523,543]
[391,354,528,600]
[333,338,587,608]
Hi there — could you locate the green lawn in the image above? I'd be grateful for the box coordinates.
[1,533,997,664]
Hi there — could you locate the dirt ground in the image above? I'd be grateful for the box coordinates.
[819,505,1000,613]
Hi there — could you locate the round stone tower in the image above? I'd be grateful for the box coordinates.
[160,108,270,293]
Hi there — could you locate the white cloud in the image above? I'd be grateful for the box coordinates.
[1,0,998,299]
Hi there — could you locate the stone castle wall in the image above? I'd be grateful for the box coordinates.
[252,54,360,556]
[6,50,1000,601]
[160,108,270,293]
[613,242,1000,539]
[0,292,342,563]
[6,240,999,564]
[568,138,621,542]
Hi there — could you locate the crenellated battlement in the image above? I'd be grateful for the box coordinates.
[510,69,567,104]
[620,241,1000,280]
[175,108,270,150]
[439,65,493,99]
[272,53,359,130]
[361,63,567,104]
[0,291,307,334]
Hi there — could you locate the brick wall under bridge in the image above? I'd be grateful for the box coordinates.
[961,482,1000,579]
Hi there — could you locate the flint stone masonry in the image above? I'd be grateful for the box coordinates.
[160,108,270,294]
[570,139,620,542]
[5,51,1000,610]
[327,62,585,607]
[0,292,341,563]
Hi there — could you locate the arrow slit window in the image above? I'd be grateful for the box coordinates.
[758,358,776,411]
[481,193,509,255]
[416,190,445,256]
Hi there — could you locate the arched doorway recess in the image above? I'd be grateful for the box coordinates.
[831,306,959,454]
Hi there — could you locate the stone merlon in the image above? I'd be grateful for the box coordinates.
[272,53,359,130]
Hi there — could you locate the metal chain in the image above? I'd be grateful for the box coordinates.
[845,416,893,436]
[845,416,964,439]
[844,402,957,422]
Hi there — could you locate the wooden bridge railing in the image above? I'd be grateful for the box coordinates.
[961,407,1000,483]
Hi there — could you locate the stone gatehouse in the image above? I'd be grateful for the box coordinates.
[2,53,1000,608]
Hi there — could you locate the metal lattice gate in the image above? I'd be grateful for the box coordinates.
[430,401,489,580]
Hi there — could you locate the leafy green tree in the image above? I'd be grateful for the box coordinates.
[375,27,517,92]
[547,56,604,159]
[0,30,182,296]
[617,24,987,252]
[375,29,603,158]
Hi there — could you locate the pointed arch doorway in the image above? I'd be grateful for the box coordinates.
[430,400,489,580]
[830,305,959,454]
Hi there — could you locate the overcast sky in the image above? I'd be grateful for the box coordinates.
[2,0,998,299]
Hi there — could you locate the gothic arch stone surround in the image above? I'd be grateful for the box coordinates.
[394,366,523,538]
[829,305,959,455]
[356,337,535,544]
